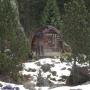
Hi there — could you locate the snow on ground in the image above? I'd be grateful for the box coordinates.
[0,81,27,90]
[35,82,90,90]
[0,58,89,90]
[21,58,89,86]
[50,82,90,90]
[35,87,50,90]
[1,81,90,90]
[34,81,90,90]
[0,81,90,90]
[22,58,72,85]
[22,62,39,77]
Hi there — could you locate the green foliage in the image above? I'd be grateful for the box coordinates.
[17,0,90,34]
[18,0,47,33]
[63,0,90,56]
[0,0,29,81]
[0,52,22,74]
[85,0,90,11]
[40,0,63,29]
[0,51,23,83]
[10,28,29,62]
[0,0,29,60]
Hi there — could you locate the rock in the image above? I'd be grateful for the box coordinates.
[61,75,68,80]
[23,81,36,90]
[37,70,49,86]
[41,64,51,72]
[0,83,3,87]
[37,77,49,86]
[22,75,36,90]
[68,68,72,71]
[50,78,56,81]
[66,65,90,85]
[61,67,66,70]
[23,75,32,81]
[2,85,13,90]
[27,68,36,72]
[14,87,20,90]
[66,63,71,66]
[35,62,41,66]
[51,71,57,76]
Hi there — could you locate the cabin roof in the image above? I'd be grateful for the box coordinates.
[31,25,62,38]
[35,25,60,34]
[30,25,63,44]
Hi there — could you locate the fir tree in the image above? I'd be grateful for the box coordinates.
[0,0,29,79]
[0,0,29,61]
[40,0,63,29]
[63,0,90,62]
[18,0,47,34]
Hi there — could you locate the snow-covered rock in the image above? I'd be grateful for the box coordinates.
[66,65,90,85]
[22,58,72,86]
[0,58,90,90]
[0,81,27,90]
[21,58,90,88]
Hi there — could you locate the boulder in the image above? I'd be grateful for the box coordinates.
[37,70,49,86]
[2,85,13,90]
[41,64,51,72]
[0,83,3,87]
[23,81,35,90]
[66,65,90,85]
[51,71,57,76]
[22,75,36,90]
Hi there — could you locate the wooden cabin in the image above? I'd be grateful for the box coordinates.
[31,25,63,57]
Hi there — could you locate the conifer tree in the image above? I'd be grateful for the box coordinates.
[40,0,63,29]
[0,0,29,78]
[18,0,47,34]
[63,0,90,62]
[0,0,29,61]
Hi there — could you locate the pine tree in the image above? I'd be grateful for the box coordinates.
[63,0,90,62]
[18,0,47,34]
[11,0,29,62]
[0,0,29,79]
[40,0,63,29]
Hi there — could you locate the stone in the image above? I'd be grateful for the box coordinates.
[41,64,51,72]
[37,70,49,86]
[61,67,66,70]
[27,68,36,72]
[2,85,13,90]
[66,65,90,85]
[0,83,3,87]
[14,87,20,90]
[23,81,35,90]
[51,71,57,76]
